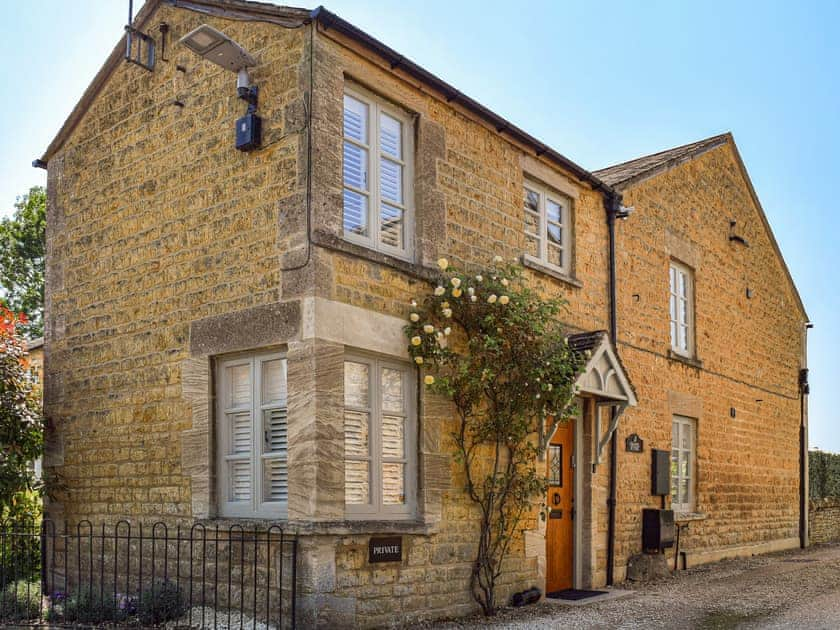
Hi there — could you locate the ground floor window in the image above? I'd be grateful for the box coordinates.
[344,354,416,518]
[216,351,288,518]
[671,415,696,513]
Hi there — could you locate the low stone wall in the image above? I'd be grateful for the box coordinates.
[809,499,840,544]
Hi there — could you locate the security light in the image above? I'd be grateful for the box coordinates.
[179,24,262,152]
[179,24,256,72]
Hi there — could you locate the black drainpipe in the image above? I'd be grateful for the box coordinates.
[605,193,622,586]
[799,363,810,548]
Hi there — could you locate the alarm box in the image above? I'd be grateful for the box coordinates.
[235,113,261,151]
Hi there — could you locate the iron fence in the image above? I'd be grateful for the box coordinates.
[0,520,297,628]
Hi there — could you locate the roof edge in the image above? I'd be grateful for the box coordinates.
[723,136,809,320]
[39,0,313,164]
[310,6,614,196]
[602,133,808,320]
[40,1,618,200]
[594,133,730,189]
[40,0,163,163]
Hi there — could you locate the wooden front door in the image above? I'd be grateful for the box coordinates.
[546,420,575,593]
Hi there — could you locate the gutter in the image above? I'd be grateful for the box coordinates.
[309,6,615,197]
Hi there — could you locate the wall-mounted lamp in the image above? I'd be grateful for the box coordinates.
[179,24,261,151]
[616,206,634,220]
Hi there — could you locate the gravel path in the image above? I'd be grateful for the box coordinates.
[419,543,840,629]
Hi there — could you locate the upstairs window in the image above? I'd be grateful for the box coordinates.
[343,87,414,260]
[523,179,573,275]
[216,352,288,519]
[344,355,416,518]
[669,261,695,356]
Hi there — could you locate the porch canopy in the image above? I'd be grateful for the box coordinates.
[568,331,637,462]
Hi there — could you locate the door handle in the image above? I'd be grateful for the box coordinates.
[549,509,563,519]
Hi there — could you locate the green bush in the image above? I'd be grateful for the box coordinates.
[0,579,41,621]
[810,450,840,500]
[137,580,185,625]
[61,587,121,624]
[0,503,41,590]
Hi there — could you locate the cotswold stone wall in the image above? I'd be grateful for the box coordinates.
[43,4,308,525]
[809,499,840,544]
[303,23,613,628]
[44,2,806,627]
[613,143,806,579]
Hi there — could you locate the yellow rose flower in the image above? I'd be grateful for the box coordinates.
[415,356,424,365]
[444,327,451,336]
[423,324,435,334]
[424,375,435,385]
[487,294,498,304]
[499,295,510,305]
[451,277,462,288]
[410,313,420,322]
[434,286,445,296]
[411,336,422,346]
[437,258,449,270]
[452,288,462,298]
[442,308,453,318]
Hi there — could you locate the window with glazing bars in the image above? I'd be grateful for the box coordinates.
[669,261,694,356]
[344,355,416,518]
[671,415,696,513]
[523,179,573,274]
[216,352,288,518]
[343,86,414,260]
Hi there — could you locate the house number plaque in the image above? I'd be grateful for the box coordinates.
[625,433,644,453]
[369,536,402,563]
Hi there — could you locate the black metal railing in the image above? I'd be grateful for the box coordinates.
[0,520,297,628]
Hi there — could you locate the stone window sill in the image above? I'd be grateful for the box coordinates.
[312,229,437,282]
[521,254,583,289]
[674,512,707,523]
[667,350,704,369]
[195,517,437,537]
[194,517,290,532]
[287,519,437,537]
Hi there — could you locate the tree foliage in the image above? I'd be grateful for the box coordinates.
[0,187,46,338]
[0,305,43,523]
[405,257,582,615]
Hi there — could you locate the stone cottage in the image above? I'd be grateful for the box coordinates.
[36,0,809,626]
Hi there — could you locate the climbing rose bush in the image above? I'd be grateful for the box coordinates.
[404,256,582,615]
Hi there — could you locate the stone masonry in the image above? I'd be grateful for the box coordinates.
[40,1,808,627]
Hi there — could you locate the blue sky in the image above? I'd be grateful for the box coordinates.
[2,1,837,449]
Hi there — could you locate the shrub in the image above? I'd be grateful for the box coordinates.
[810,450,840,500]
[61,587,121,624]
[0,579,41,621]
[405,258,582,615]
[137,580,185,625]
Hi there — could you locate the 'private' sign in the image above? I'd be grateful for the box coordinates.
[369,536,402,563]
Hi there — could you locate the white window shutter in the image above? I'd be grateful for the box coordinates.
[217,354,288,518]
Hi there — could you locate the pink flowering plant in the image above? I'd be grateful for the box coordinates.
[404,256,582,615]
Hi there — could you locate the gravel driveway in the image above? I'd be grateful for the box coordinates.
[423,543,840,629]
